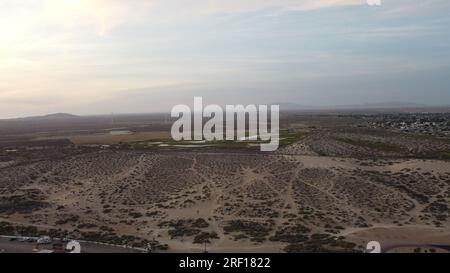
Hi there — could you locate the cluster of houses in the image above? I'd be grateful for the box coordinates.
[368,113,450,137]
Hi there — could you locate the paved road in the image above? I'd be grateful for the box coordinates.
[382,243,450,253]
[0,237,142,253]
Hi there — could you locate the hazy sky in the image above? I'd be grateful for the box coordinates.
[1,0,450,118]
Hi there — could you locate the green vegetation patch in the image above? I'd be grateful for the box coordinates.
[336,138,404,152]
[128,129,308,150]
[431,151,450,160]
[279,130,308,146]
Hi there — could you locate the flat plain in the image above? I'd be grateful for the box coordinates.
[0,112,449,253]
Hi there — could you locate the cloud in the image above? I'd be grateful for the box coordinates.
[380,0,450,16]
[159,0,363,14]
[0,1,365,38]
[1,0,448,118]
[125,0,364,25]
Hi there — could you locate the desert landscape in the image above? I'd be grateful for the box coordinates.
[0,111,449,253]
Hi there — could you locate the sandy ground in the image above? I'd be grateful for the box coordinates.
[49,131,172,145]
[1,125,449,253]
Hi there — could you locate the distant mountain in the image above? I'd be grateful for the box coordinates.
[273,101,433,111]
[272,102,318,111]
[44,113,78,118]
[20,113,79,120]
[334,102,429,109]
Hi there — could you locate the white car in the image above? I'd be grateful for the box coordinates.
[37,236,52,244]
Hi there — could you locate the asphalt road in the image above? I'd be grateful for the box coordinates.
[0,237,142,253]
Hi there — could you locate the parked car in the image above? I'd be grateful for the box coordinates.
[37,236,52,244]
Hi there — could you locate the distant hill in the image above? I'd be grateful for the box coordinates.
[273,102,317,111]
[334,102,429,109]
[20,113,79,120]
[273,101,436,111]
[43,113,78,118]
